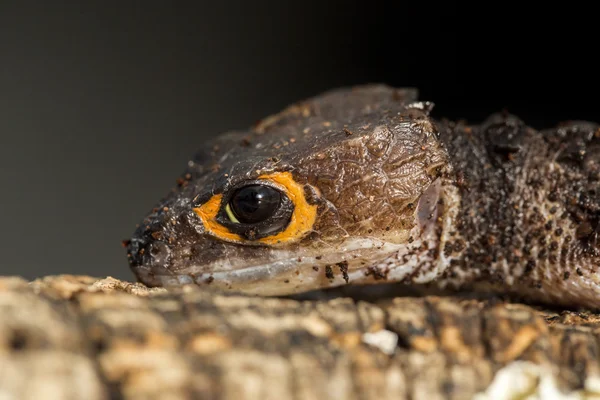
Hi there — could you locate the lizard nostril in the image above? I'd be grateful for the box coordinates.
[148,241,171,266]
[126,235,171,269]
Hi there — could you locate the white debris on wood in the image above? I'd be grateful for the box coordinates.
[361,329,398,355]
[474,361,600,400]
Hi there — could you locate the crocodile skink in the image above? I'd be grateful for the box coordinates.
[126,85,600,308]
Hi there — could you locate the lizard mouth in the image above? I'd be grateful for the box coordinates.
[132,238,417,295]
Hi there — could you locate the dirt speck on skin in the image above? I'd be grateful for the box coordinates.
[337,261,349,283]
[364,266,388,280]
[325,266,334,280]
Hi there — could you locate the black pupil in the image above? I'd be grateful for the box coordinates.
[230,185,281,224]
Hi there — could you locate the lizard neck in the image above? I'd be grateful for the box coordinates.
[429,116,600,308]
[349,177,460,285]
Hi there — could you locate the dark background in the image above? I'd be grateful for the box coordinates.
[1,3,597,280]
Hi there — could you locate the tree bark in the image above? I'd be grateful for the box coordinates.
[1,275,599,399]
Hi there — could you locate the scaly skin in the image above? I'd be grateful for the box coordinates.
[126,85,599,308]
[437,114,600,307]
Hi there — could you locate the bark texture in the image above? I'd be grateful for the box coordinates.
[1,275,600,399]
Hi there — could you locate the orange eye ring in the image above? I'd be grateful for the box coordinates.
[192,172,318,245]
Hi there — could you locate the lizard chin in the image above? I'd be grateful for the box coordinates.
[138,237,430,296]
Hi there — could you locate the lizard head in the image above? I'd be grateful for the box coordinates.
[126,85,451,295]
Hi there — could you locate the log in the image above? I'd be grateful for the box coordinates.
[1,275,599,399]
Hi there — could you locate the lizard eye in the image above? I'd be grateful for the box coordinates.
[192,172,318,245]
[219,182,293,239]
[227,185,282,224]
